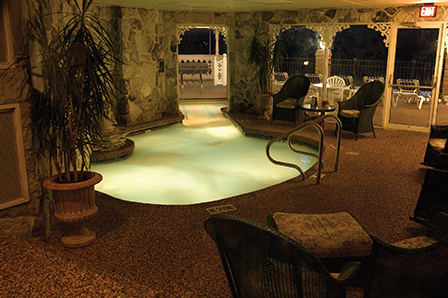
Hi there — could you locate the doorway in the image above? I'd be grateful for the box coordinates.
[384,23,446,132]
[178,27,228,100]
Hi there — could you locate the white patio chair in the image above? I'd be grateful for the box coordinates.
[304,73,323,103]
[327,75,346,103]
[393,79,427,110]
[363,76,385,84]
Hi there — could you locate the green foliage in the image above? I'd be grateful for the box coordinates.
[27,0,120,182]
[246,22,285,94]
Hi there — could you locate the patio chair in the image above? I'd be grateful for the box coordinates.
[337,80,385,140]
[365,232,448,298]
[362,76,384,84]
[304,73,323,103]
[338,75,354,89]
[410,167,448,227]
[205,214,362,298]
[271,75,310,126]
[362,76,385,102]
[273,72,289,94]
[326,76,346,103]
[422,124,448,168]
[305,73,323,85]
[337,75,354,100]
[393,79,427,110]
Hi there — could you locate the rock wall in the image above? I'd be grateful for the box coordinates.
[0,0,43,237]
[113,7,179,125]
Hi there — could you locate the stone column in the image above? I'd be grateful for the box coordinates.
[315,49,332,78]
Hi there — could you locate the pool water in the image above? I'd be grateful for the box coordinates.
[91,104,317,205]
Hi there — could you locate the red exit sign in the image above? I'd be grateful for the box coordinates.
[420,5,437,17]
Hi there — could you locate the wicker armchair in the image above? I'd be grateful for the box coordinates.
[271,75,310,126]
[365,233,448,298]
[422,125,448,168]
[205,214,361,298]
[411,168,448,226]
[337,80,385,140]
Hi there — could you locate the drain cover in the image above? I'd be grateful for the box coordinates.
[206,204,236,214]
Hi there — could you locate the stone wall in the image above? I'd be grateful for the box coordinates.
[0,0,44,237]
[113,7,178,125]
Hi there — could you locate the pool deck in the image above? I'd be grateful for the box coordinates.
[1,104,432,298]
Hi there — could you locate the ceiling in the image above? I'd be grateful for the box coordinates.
[93,0,448,13]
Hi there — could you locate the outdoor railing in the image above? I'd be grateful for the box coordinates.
[278,57,316,78]
[278,57,435,87]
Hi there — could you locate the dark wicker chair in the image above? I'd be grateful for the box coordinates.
[422,125,448,168]
[336,80,385,140]
[205,214,361,298]
[271,75,310,126]
[365,233,448,298]
[411,168,448,226]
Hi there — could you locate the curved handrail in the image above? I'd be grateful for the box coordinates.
[266,115,342,184]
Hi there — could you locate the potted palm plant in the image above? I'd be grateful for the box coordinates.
[246,21,284,119]
[27,0,120,247]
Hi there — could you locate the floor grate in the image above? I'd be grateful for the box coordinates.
[206,204,236,214]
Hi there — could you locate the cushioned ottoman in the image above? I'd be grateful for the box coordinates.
[270,212,373,258]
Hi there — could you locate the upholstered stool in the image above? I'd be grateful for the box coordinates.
[268,212,373,258]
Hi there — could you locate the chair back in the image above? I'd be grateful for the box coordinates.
[327,76,345,87]
[272,75,310,107]
[413,168,448,223]
[337,75,354,89]
[205,214,345,298]
[304,73,323,84]
[397,79,420,94]
[274,72,289,83]
[363,76,385,84]
[350,80,385,109]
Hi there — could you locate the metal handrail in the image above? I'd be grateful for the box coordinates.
[266,115,342,184]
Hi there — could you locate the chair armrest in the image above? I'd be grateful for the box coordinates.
[430,125,448,138]
[266,215,278,229]
[370,234,448,253]
[334,261,362,283]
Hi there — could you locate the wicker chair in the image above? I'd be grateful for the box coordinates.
[271,75,310,126]
[365,233,448,298]
[205,214,361,298]
[337,80,385,140]
[422,125,448,168]
[411,168,448,226]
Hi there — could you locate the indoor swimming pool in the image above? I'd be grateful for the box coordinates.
[91,104,317,205]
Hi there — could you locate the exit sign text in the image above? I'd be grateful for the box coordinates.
[420,6,437,17]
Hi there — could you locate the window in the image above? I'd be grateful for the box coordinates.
[0,104,30,210]
[0,1,13,68]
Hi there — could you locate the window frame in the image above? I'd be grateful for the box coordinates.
[0,1,14,69]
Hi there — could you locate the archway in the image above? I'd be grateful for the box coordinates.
[177,25,228,100]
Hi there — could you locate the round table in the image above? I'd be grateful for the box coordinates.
[300,103,336,122]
